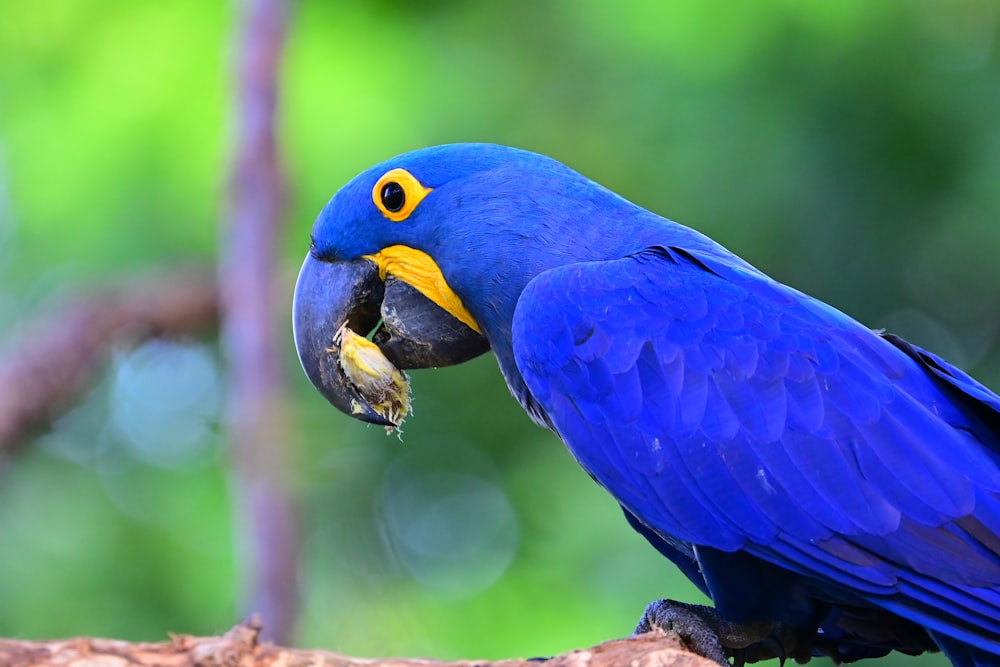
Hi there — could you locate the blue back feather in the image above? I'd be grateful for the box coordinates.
[513,245,1000,659]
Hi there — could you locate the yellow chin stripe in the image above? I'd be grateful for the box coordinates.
[363,245,481,334]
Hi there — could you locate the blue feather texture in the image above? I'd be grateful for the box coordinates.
[513,245,1000,659]
[307,143,1000,665]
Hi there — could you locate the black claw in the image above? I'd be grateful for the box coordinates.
[764,637,786,667]
[635,599,729,666]
[634,599,780,667]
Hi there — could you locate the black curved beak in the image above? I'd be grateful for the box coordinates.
[292,253,490,425]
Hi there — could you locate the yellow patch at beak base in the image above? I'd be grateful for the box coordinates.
[363,245,481,333]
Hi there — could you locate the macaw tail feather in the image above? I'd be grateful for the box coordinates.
[931,632,1000,667]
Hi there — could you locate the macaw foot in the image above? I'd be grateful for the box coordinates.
[633,599,777,666]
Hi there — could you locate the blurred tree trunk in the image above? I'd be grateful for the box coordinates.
[219,0,298,644]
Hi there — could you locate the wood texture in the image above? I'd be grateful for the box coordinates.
[0,618,718,667]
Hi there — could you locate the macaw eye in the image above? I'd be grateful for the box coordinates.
[372,168,433,222]
[381,182,405,212]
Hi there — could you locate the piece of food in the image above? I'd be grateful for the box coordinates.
[333,323,411,433]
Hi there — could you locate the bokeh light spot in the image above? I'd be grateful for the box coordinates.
[380,467,519,597]
[109,339,220,468]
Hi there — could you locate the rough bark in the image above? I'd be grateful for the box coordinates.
[0,270,218,459]
[0,619,717,667]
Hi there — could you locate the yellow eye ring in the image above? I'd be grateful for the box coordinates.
[372,168,433,222]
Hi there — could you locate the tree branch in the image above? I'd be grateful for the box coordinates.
[219,0,298,644]
[0,269,218,460]
[0,619,716,667]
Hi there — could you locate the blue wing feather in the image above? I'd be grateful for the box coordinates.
[512,245,1000,656]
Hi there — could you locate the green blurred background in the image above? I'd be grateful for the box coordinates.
[1,2,998,666]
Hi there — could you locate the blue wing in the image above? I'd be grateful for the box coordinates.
[511,245,1000,658]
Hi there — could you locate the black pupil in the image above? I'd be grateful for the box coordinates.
[381,182,405,212]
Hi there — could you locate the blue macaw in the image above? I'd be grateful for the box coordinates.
[292,144,1000,666]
